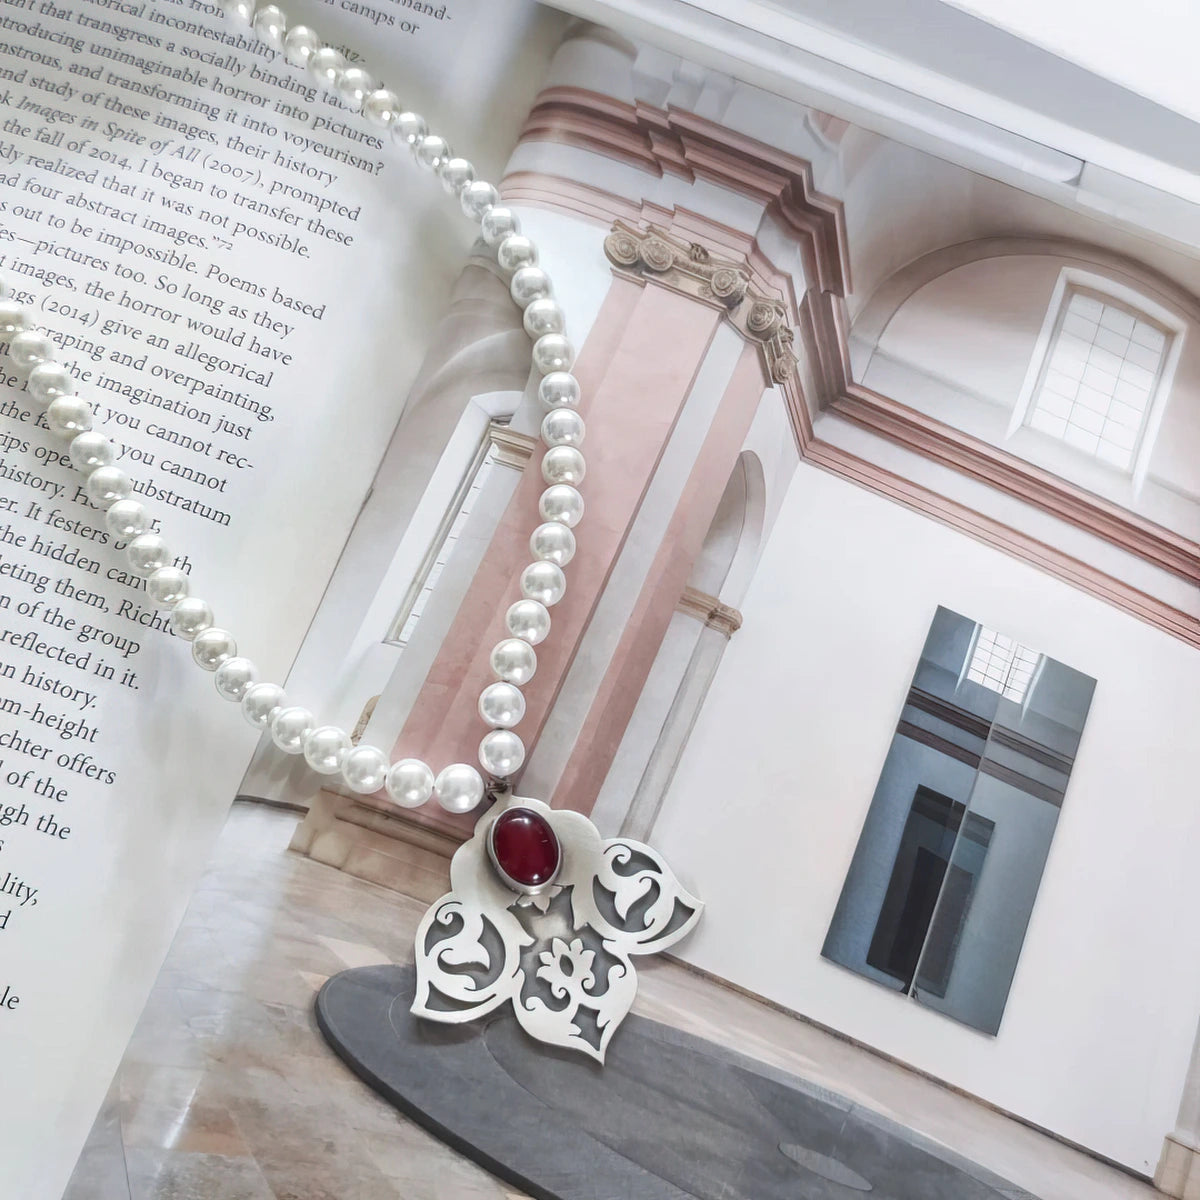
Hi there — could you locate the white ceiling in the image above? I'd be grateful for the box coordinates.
[939,0,1200,127]
[541,0,1200,254]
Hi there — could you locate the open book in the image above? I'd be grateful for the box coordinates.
[7,0,1200,1194]
[0,1,561,1194]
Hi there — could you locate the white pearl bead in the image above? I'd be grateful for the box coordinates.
[537,371,581,409]
[393,111,426,147]
[86,465,131,509]
[497,234,537,273]
[479,729,525,778]
[386,758,435,808]
[415,135,452,170]
[529,521,575,567]
[69,431,114,475]
[434,762,484,813]
[27,362,74,406]
[303,726,350,774]
[126,533,171,577]
[46,396,93,439]
[336,67,375,110]
[104,498,149,540]
[510,266,552,309]
[539,484,584,528]
[308,45,345,89]
[219,0,254,23]
[440,157,475,196]
[533,334,574,375]
[542,445,585,486]
[342,745,388,794]
[215,656,257,701]
[362,88,400,130]
[271,706,315,754]
[506,599,551,645]
[192,627,236,671]
[523,298,565,339]
[252,3,287,48]
[242,682,286,728]
[521,560,566,607]
[478,681,525,729]
[0,299,31,339]
[491,638,537,686]
[480,207,519,246]
[171,597,213,641]
[283,25,320,66]
[9,330,55,373]
[147,566,189,607]
[460,180,499,220]
[541,408,584,448]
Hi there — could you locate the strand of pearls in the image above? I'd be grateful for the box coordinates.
[0,3,588,816]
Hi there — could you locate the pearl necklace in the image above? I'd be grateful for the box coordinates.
[1,1,705,1061]
[0,0,590,818]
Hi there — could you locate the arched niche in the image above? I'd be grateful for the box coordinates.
[848,237,1200,530]
[690,454,749,596]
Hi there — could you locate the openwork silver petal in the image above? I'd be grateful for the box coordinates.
[412,795,703,1062]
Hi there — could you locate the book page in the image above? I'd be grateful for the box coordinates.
[0,1,557,1194]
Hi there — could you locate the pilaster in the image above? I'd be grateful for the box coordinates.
[1157,1015,1200,1198]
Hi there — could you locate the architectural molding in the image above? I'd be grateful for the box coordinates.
[832,385,1200,588]
[604,221,798,383]
[676,585,743,637]
[290,787,462,904]
[489,424,537,468]
[803,438,1200,650]
[504,87,1200,652]
[519,87,851,297]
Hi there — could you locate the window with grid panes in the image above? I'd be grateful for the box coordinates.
[966,628,1040,703]
[385,439,498,647]
[1027,290,1168,470]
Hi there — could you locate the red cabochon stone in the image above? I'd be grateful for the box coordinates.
[492,807,561,889]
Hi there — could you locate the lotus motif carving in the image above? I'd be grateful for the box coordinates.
[412,795,703,1062]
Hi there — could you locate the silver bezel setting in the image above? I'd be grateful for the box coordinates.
[486,805,562,896]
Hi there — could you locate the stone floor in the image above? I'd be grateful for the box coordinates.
[63,804,1162,1200]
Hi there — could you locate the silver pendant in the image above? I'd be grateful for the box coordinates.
[412,794,702,1062]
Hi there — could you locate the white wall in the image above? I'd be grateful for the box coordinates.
[653,463,1200,1173]
[862,252,1200,537]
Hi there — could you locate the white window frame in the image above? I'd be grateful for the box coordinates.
[1006,267,1186,495]
[383,423,512,648]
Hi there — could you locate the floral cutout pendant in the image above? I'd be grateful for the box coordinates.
[412,794,703,1062]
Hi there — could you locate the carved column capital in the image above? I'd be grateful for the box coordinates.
[604,220,798,384]
[677,586,743,637]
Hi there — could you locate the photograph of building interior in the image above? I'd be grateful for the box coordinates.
[0,2,1197,1199]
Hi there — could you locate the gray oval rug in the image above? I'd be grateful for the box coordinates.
[316,964,1038,1200]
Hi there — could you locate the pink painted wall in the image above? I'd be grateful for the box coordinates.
[554,340,769,815]
[388,278,723,831]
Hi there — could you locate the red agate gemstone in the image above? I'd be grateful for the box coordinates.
[490,807,561,891]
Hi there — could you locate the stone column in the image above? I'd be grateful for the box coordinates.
[291,221,793,900]
[1158,1018,1200,1198]
[388,278,723,824]
[620,588,742,842]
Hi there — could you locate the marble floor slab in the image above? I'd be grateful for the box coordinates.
[317,963,1040,1199]
[63,804,1161,1200]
